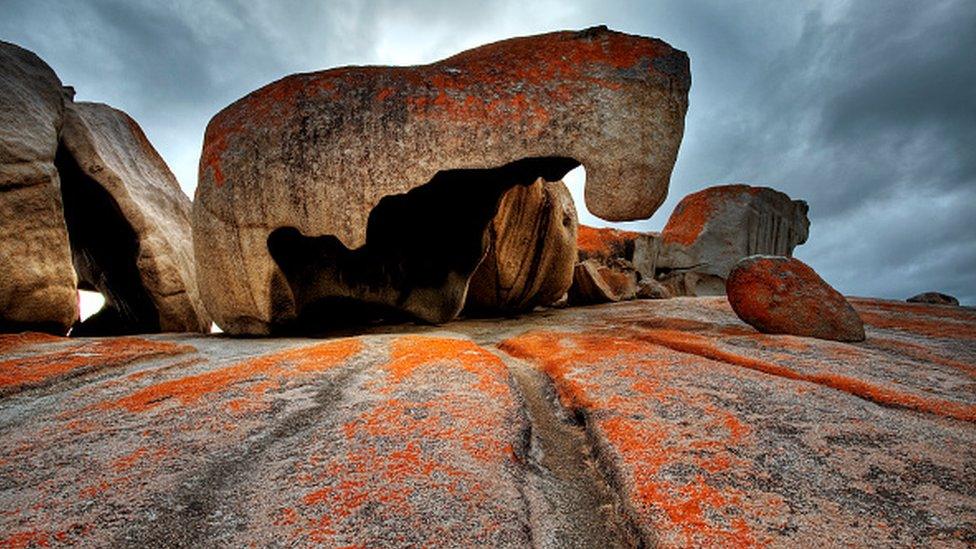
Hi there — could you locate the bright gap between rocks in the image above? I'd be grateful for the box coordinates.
[563,166,658,232]
[78,290,105,321]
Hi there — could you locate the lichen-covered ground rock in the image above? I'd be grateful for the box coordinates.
[2,297,974,546]
[0,41,76,334]
[60,102,210,335]
[727,255,865,342]
[193,26,691,334]
[465,179,577,314]
[658,184,810,295]
[908,292,960,306]
[0,41,208,336]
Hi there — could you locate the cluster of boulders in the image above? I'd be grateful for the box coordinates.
[568,184,810,301]
[1,29,958,343]
[1,28,692,336]
[0,41,209,336]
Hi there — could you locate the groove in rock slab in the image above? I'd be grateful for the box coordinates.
[497,349,644,548]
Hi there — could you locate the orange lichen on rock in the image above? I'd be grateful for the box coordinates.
[0,332,64,354]
[500,330,769,547]
[576,225,642,259]
[662,185,761,246]
[278,335,524,546]
[726,256,865,342]
[103,338,362,412]
[848,297,975,323]
[857,310,976,340]
[0,337,194,396]
[638,329,976,422]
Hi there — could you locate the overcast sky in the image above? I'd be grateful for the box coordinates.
[2,0,973,304]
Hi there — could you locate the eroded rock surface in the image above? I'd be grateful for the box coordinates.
[193,26,690,334]
[465,179,577,314]
[0,41,208,336]
[727,255,865,342]
[569,259,638,304]
[657,184,810,295]
[0,41,76,334]
[60,102,210,335]
[2,297,974,546]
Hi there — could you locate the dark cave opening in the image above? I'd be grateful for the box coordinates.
[55,143,160,337]
[267,156,580,332]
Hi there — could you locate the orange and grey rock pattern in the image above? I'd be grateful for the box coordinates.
[2,297,974,546]
[193,26,690,334]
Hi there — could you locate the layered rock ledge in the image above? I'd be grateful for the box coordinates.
[1,297,974,546]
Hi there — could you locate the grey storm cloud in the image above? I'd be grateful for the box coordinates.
[1,0,973,303]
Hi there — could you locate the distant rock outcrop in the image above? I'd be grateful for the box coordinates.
[657,184,809,296]
[465,179,577,314]
[0,41,209,335]
[907,292,959,306]
[193,27,691,334]
[726,255,865,342]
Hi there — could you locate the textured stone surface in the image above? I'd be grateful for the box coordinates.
[0,41,76,334]
[0,41,207,336]
[658,184,810,295]
[465,179,577,314]
[636,278,670,299]
[727,255,865,342]
[193,26,690,334]
[60,102,210,334]
[2,297,974,546]
[569,259,638,304]
[908,292,960,306]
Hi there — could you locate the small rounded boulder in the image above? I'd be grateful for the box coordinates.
[726,255,865,342]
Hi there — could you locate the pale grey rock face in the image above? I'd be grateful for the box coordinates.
[0,41,77,334]
[0,41,209,335]
[192,27,690,334]
[60,102,210,334]
[656,184,809,296]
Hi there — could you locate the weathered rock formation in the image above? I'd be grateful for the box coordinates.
[908,292,959,306]
[59,102,210,335]
[0,41,209,335]
[3,297,974,546]
[0,41,76,334]
[657,184,809,295]
[193,26,691,334]
[465,179,577,314]
[569,259,638,304]
[727,255,865,342]
[572,225,662,304]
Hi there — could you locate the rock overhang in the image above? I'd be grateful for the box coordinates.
[193,26,690,334]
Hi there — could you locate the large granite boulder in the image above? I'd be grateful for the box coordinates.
[657,184,809,295]
[0,41,209,335]
[0,41,76,334]
[193,26,691,334]
[727,255,865,342]
[465,179,577,314]
[59,102,210,334]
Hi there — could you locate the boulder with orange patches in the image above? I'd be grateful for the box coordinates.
[657,184,809,296]
[193,26,690,334]
[727,255,865,342]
